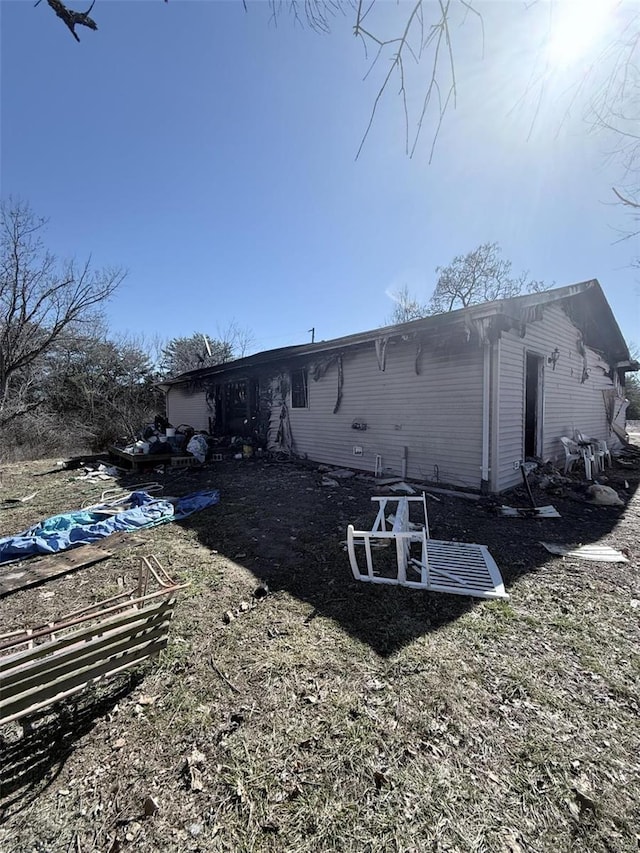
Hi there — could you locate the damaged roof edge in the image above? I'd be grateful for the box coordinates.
[163,279,631,385]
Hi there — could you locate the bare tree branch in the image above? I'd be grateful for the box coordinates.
[38,0,98,42]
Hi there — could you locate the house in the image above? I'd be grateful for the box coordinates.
[161,280,637,492]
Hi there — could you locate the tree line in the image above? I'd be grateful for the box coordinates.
[0,200,252,459]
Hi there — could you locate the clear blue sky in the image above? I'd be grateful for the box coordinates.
[1,0,638,352]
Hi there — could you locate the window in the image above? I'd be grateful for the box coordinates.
[291,368,309,408]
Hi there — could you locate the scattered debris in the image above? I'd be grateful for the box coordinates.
[500,464,561,518]
[500,505,561,518]
[143,795,160,817]
[210,657,241,694]
[571,780,598,817]
[388,482,416,495]
[223,586,270,623]
[540,542,629,563]
[321,477,339,488]
[184,747,207,792]
[326,469,356,479]
[0,492,38,510]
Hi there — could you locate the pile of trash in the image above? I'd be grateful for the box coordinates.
[119,416,212,464]
[524,461,572,494]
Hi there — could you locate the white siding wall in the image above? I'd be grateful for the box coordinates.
[166,387,210,431]
[496,303,619,491]
[286,339,485,489]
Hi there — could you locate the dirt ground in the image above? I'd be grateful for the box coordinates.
[0,433,639,853]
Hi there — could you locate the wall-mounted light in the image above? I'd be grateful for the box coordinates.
[547,347,560,370]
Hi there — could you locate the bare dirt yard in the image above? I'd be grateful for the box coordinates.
[1,434,639,853]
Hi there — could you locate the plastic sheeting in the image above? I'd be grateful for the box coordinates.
[0,489,220,564]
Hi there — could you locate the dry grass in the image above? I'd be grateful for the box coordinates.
[1,451,639,852]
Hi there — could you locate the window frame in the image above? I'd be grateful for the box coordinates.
[290,367,309,409]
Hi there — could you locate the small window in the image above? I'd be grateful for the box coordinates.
[291,368,309,408]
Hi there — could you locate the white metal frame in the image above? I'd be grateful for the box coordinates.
[347,495,508,599]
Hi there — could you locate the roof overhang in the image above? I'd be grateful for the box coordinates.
[162,279,631,386]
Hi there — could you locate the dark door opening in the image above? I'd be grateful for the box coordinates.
[524,353,542,458]
[218,379,259,437]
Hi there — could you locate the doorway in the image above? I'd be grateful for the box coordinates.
[524,353,543,458]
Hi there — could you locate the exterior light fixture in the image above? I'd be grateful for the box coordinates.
[548,347,560,370]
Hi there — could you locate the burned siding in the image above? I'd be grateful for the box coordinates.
[495,303,621,491]
[283,337,485,488]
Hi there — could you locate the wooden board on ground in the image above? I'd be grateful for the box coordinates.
[0,534,146,597]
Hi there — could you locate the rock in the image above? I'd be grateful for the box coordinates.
[223,610,235,624]
[328,469,355,479]
[321,478,339,487]
[189,823,203,837]
[253,584,269,600]
[125,821,142,841]
[586,484,623,506]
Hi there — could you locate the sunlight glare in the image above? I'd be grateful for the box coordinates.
[547,0,615,68]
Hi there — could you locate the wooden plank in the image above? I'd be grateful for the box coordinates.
[0,534,146,597]
[0,546,112,597]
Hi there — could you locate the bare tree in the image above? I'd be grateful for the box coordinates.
[0,200,125,426]
[218,319,255,358]
[36,0,481,160]
[33,0,640,260]
[428,242,546,314]
[386,243,547,321]
[387,284,429,324]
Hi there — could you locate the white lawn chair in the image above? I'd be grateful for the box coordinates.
[589,439,611,470]
[346,495,508,600]
[561,436,592,479]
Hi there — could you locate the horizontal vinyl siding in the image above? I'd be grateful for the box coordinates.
[496,303,619,490]
[166,387,210,431]
[287,340,485,489]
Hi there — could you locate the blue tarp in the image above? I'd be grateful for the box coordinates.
[0,489,220,564]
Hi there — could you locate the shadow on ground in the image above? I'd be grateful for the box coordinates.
[167,452,639,656]
[0,673,142,824]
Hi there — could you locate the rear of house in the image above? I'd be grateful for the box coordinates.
[163,281,636,493]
